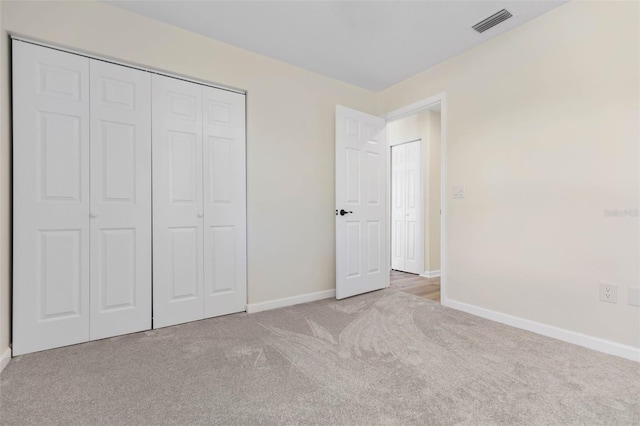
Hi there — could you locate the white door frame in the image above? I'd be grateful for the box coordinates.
[389,138,424,275]
[384,92,447,303]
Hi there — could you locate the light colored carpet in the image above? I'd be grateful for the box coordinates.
[1,289,639,425]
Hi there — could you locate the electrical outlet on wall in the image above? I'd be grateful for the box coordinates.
[599,283,617,304]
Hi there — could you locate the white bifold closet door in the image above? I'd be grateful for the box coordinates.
[89,60,152,340]
[202,86,247,319]
[152,75,204,327]
[152,75,246,328]
[13,41,152,355]
[391,141,422,274]
[13,42,91,355]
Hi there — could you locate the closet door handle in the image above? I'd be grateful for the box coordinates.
[197,213,204,218]
[90,212,98,218]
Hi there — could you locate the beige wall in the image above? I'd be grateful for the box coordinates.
[378,1,639,347]
[387,110,441,274]
[387,111,429,146]
[0,0,377,358]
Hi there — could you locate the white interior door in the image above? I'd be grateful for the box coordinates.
[391,144,406,271]
[202,87,247,318]
[391,141,423,274]
[13,41,91,355]
[89,60,152,339]
[335,106,387,299]
[152,74,204,328]
[404,141,422,274]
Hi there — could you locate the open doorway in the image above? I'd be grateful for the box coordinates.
[387,101,442,303]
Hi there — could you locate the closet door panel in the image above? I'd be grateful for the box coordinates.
[391,144,406,271]
[13,41,91,355]
[89,60,152,340]
[390,141,422,275]
[404,141,421,274]
[203,88,246,317]
[153,74,204,328]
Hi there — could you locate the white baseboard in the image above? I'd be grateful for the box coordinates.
[247,289,336,314]
[0,347,11,373]
[442,298,640,362]
[420,270,441,279]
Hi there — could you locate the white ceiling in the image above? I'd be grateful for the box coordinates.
[106,1,566,91]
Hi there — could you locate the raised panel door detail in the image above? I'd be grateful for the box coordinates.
[90,59,151,341]
[101,121,136,202]
[366,125,379,144]
[345,118,359,138]
[393,144,405,211]
[168,92,197,120]
[391,141,422,274]
[407,169,417,209]
[336,106,387,299]
[346,148,360,205]
[39,112,81,201]
[208,226,235,294]
[394,220,404,260]
[394,170,404,209]
[404,141,421,274]
[392,144,405,271]
[99,229,136,312]
[365,152,379,205]
[169,131,197,203]
[209,136,233,204]
[367,221,380,274]
[170,227,199,301]
[406,221,417,261]
[38,230,81,321]
[346,221,361,278]
[202,87,246,319]
[14,41,90,355]
[100,77,135,110]
[207,100,232,125]
[38,63,81,100]
[153,74,204,329]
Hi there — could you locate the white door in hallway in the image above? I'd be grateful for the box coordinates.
[12,42,91,355]
[391,141,422,274]
[89,60,152,340]
[335,106,388,299]
[152,74,205,328]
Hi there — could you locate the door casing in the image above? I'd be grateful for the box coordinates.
[384,93,447,303]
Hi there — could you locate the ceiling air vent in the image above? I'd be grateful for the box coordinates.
[472,9,513,33]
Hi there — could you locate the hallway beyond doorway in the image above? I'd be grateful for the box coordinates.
[390,270,440,303]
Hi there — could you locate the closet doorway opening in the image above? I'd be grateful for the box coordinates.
[387,101,442,303]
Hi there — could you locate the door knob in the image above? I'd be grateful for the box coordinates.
[339,209,353,216]
[197,212,204,218]
[90,212,98,218]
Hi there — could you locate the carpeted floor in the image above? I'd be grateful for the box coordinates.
[1,289,639,425]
